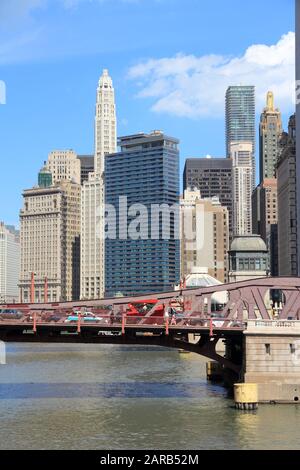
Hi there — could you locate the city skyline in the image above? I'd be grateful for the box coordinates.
[1,0,300,454]
[0,0,295,225]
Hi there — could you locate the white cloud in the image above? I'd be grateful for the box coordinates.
[128,32,296,118]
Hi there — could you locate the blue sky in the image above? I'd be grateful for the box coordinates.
[0,0,295,225]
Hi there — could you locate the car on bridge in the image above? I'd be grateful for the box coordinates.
[0,309,23,320]
[64,312,108,324]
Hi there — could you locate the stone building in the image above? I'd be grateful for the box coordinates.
[180,189,229,283]
[19,172,81,303]
[46,150,81,185]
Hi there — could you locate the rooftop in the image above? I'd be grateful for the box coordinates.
[230,235,268,253]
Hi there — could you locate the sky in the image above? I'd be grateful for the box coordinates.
[0,0,296,226]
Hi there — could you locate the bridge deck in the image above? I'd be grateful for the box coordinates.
[0,315,244,342]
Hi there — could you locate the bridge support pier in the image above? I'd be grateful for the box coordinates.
[243,321,300,403]
[234,383,258,410]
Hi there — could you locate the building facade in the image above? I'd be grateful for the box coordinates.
[0,223,20,303]
[78,155,94,184]
[225,85,256,188]
[183,157,233,238]
[252,179,278,240]
[252,179,278,276]
[296,0,300,274]
[80,69,117,300]
[19,177,81,303]
[180,189,229,283]
[46,150,81,185]
[94,69,117,175]
[80,174,102,299]
[252,185,261,236]
[105,132,180,297]
[258,178,278,243]
[228,235,269,283]
[259,91,282,182]
[230,142,253,236]
[277,114,298,276]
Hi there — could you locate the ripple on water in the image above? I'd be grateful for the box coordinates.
[0,344,300,450]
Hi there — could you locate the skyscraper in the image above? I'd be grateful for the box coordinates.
[94,69,117,175]
[259,91,282,182]
[78,155,94,184]
[230,142,253,236]
[46,150,81,185]
[183,157,233,238]
[0,223,20,303]
[105,131,180,297]
[225,85,255,187]
[277,114,298,276]
[252,179,278,240]
[180,189,229,283]
[296,0,300,274]
[254,179,278,244]
[19,174,81,303]
[80,69,117,300]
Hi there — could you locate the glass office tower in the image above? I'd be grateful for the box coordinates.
[105,131,180,296]
[226,85,256,187]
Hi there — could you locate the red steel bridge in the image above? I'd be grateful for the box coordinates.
[1,277,300,377]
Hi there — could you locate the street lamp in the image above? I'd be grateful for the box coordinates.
[30,272,36,304]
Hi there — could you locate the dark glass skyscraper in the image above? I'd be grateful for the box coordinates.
[105,132,180,296]
[78,155,94,184]
[226,85,255,186]
[183,157,233,239]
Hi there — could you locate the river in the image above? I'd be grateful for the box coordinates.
[0,343,299,450]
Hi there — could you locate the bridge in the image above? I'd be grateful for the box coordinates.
[2,276,300,403]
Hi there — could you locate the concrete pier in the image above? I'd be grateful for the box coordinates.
[234,383,258,410]
[243,321,300,403]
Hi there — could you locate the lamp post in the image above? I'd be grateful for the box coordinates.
[30,272,35,304]
[44,277,48,303]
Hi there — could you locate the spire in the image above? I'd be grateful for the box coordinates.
[94,68,117,175]
[98,68,113,89]
[266,91,274,111]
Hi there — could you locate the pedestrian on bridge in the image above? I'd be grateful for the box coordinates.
[170,311,177,326]
[164,308,170,324]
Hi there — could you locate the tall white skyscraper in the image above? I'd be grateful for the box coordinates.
[95,69,117,175]
[80,69,117,300]
[231,142,253,236]
[0,223,20,303]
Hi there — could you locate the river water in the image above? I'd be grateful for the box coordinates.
[0,343,299,450]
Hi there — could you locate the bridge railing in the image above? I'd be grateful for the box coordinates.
[0,312,246,332]
[246,319,300,330]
